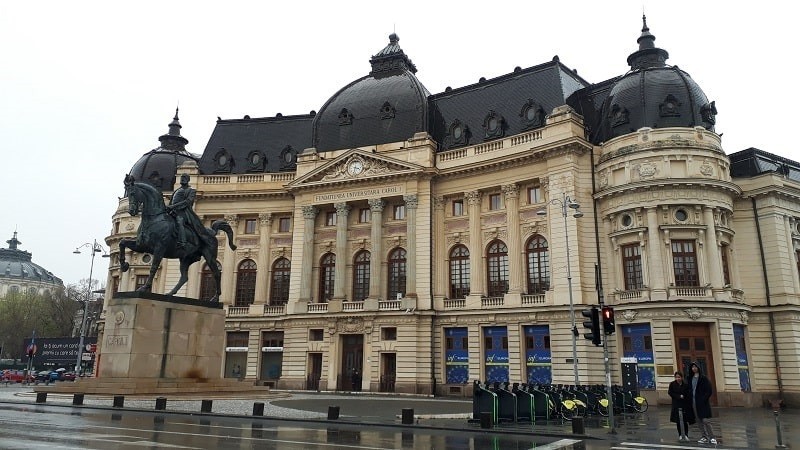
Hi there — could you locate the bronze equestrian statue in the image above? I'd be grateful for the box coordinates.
[120,174,236,303]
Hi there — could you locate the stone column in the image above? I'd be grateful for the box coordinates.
[404,195,418,298]
[299,206,318,302]
[465,191,485,299]
[502,184,522,294]
[333,202,350,300]
[646,207,667,300]
[703,207,723,290]
[368,198,385,299]
[221,214,238,304]
[432,196,447,306]
[254,213,272,304]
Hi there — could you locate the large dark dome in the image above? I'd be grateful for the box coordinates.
[129,109,200,191]
[312,34,430,152]
[595,17,717,143]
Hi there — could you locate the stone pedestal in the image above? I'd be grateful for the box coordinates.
[100,292,224,379]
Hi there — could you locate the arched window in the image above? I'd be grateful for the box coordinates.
[352,250,370,301]
[486,240,509,297]
[526,236,550,294]
[318,253,336,303]
[449,245,470,299]
[387,247,407,300]
[235,259,257,306]
[199,262,219,302]
[270,258,291,305]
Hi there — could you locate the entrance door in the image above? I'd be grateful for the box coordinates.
[674,323,717,405]
[380,353,396,392]
[307,353,322,390]
[341,334,364,391]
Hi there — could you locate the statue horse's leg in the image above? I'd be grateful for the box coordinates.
[201,245,222,304]
[138,250,165,294]
[166,257,191,296]
[119,238,139,273]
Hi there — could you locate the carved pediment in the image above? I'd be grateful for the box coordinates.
[288,149,423,189]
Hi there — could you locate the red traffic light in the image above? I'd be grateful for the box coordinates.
[602,306,615,335]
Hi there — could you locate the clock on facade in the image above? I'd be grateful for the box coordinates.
[347,159,364,176]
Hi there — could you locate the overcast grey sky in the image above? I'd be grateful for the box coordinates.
[0,1,795,286]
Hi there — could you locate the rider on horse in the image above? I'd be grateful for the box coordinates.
[166,174,207,249]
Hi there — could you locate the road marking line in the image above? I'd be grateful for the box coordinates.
[529,438,581,450]
[619,442,733,450]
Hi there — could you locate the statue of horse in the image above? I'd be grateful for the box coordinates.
[120,176,236,303]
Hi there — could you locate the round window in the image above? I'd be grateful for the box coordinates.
[142,254,152,263]
[526,107,537,121]
[675,209,688,222]
[250,153,260,165]
[453,126,463,139]
[488,118,498,131]
[218,155,228,166]
[621,214,633,227]
[283,151,294,163]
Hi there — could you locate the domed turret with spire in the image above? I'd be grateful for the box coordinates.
[593,16,717,144]
[312,33,430,152]
[0,231,64,297]
[128,108,200,191]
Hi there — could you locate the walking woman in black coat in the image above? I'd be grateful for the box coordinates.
[668,371,695,441]
[690,362,717,444]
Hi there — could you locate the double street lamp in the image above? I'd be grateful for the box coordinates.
[73,240,107,375]
[537,192,583,386]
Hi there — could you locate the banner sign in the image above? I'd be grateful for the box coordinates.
[22,337,97,365]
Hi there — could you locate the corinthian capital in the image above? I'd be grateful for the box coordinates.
[368,198,386,212]
[302,206,319,219]
[465,191,482,206]
[335,202,351,216]
[501,183,519,199]
[403,194,419,209]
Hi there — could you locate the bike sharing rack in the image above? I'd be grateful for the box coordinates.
[493,382,517,423]
[470,380,498,428]
[529,386,552,420]
[512,383,535,422]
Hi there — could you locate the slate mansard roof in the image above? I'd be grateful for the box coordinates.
[190,17,722,174]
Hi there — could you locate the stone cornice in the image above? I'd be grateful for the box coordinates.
[594,179,741,202]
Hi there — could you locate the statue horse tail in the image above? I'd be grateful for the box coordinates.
[211,219,238,250]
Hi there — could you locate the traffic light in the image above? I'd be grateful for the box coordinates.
[581,307,601,346]
[602,306,616,335]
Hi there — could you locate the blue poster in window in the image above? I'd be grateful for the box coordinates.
[622,323,655,389]
[733,324,751,392]
[445,327,469,384]
[483,326,509,383]
[524,325,552,385]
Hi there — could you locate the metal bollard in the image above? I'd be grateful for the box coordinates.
[572,417,585,435]
[155,397,167,410]
[252,402,265,416]
[401,408,414,425]
[327,405,340,420]
[35,392,47,403]
[73,393,85,406]
[774,409,787,448]
[201,399,213,413]
[113,395,125,408]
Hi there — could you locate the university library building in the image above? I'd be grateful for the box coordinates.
[102,19,800,406]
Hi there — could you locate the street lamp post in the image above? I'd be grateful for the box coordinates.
[538,192,583,386]
[73,240,105,375]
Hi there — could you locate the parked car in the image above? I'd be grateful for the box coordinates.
[1,370,35,383]
[61,371,77,381]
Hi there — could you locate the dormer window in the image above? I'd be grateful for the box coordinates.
[659,94,681,117]
[338,108,354,126]
[214,148,234,173]
[447,119,470,148]
[279,146,297,171]
[609,104,630,128]
[246,150,267,172]
[520,99,545,130]
[380,101,396,120]
[482,110,506,140]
